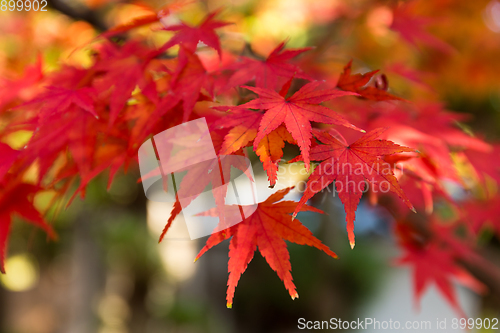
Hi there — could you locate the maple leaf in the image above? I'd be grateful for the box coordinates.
[160,10,231,58]
[292,128,416,248]
[224,41,313,90]
[0,181,56,273]
[394,222,482,317]
[234,79,362,171]
[337,60,405,101]
[194,188,337,308]
[397,242,467,317]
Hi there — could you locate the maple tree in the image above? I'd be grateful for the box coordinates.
[1,0,500,317]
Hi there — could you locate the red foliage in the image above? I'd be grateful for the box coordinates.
[195,187,337,308]
[291,128,416,248]
[0,7,498,314]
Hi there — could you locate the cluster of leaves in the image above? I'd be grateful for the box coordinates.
[1,2,499,313]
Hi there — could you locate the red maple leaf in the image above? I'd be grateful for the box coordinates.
[397,242,467,317]
[337,60,405,101]
[224,41,312,90]
[232,79,362,171]
[394,222,482,317]
[160,10,231,58]
[194,187,337,308]
[292,128,416,248]
[0,181,56,273]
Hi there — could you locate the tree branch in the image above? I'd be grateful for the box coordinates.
[47,0,108,32]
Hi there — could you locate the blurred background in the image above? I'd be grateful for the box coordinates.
[1,0,500,332]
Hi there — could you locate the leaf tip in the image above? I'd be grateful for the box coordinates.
[291,292,299,300]
[227,302,233,309]
[350,241,355,249]
[411,207,417,213]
